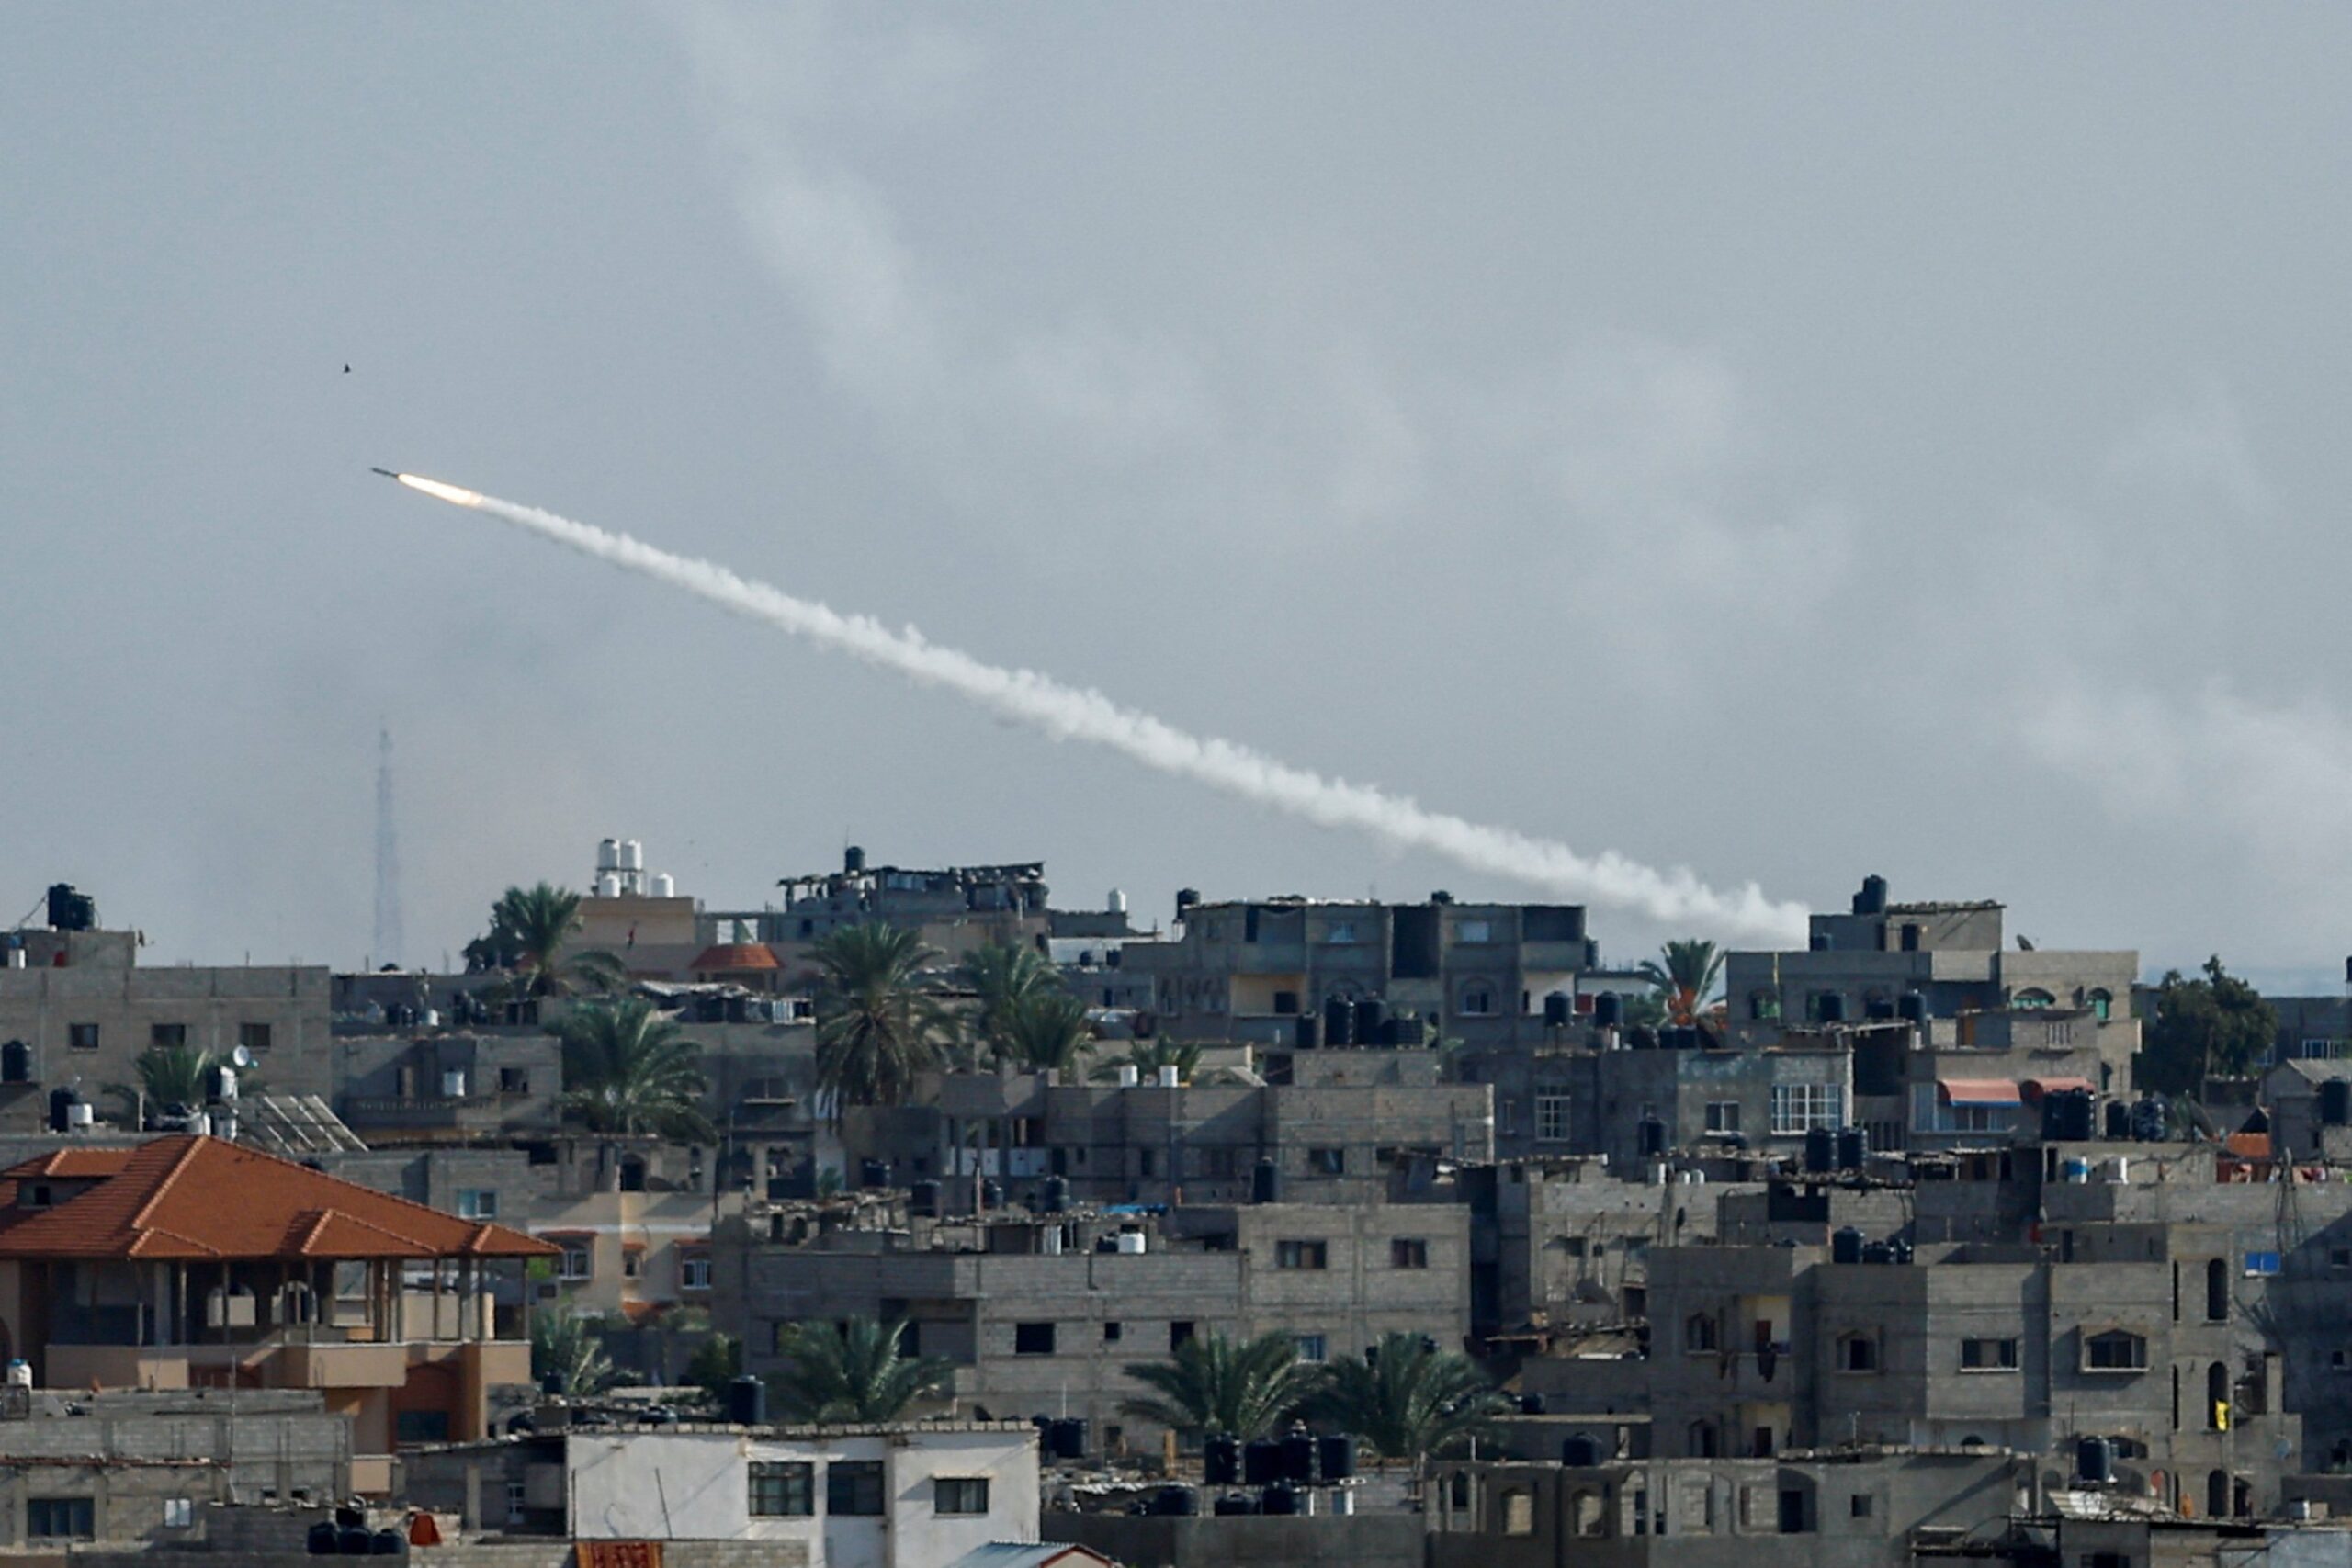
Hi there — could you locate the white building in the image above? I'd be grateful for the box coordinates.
[566,1423,1041,1568]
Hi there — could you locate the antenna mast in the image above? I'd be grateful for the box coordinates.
[373,727,403,969]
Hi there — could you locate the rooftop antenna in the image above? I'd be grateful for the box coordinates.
[373,726,403,970]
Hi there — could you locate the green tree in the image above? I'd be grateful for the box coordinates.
[467,883,624,999]
[998,992,1096,1076]
[553,998,718,1142]
[105,1044,221,1128]
[770,1316,953,1424]
[1091,1038,1206,1084]
[1635,939,1725,1026]
[2142,956,2276,1095]
[810,923,951,1123]
[961,941,1060,1065]
[1307,1333,1513,1463]
[1118,1329,1319,1442]
[683,1332,742,1405]
[532,1312,616,1398]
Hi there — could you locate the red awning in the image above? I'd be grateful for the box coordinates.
[2021,1077,2096,1100]
[1939,1077,2022,1107]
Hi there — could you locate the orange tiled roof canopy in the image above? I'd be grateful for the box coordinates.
[0,1136,558,1263]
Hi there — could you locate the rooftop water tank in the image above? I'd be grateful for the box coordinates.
[1115,1231,1148,1255]
[596,839,622,872]
[1109,889,1128,915]
[596,874,622,898]
[652,873,676,897]
[619,840,643,872]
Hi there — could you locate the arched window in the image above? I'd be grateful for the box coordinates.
[2014,988,2056,1010]
[2207,1361,2229,1429]
[0,1042,28,1084]
[2087,988,2113,1021]
[2207,1470,2229,1520]
[2207,1258,2229,1322]
[1501,1488,1536,1536]
[1572,1489,1607,1538]
[618,1156,648,1193]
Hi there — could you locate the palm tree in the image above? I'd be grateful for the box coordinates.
[1307,1333,1513,1463]
[1636,939,1725,1026]
[104,1043,220,1129]
[809,923,951,1124]
[961,941,1059,1065]
[532,1312,617,1398]
[770,1316,953,1424]
[468,883,624,999]
[1118,1329,1318,1442]
[1091,1038,1206,1084]
[999,992,1096,1077]
[553,998,718,1142]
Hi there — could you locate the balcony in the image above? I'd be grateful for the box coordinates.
[342,1093,542,1135]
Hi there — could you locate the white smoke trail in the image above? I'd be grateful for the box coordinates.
[391,473,1810,942]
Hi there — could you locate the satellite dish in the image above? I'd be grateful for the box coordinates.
[230,1046,254,1069]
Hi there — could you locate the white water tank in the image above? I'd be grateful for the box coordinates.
[420,1008,440,1029]
[1042,1226,1064,1257]
[1108,889,1128,915]
[1157,1065,1181,1089]
[597,838,622,872]
[5,947,23,970]
[65,1103,94,1129]
[652,873,676,897]
[596,874,623,898]
[441,1069,467,1098]
[1115,1231,1148,1255]
[620,840,644,872]
[1117,1065,1139,1089]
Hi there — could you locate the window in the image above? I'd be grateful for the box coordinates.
[1391,1238,1430,1269]
[396,1410,450,1443]
[2087,990,2113,1021]
[680,1255,712,1292]
[2085,1330,2148,1371]
[67,1023,99,1052]
[1502,1488,1536,1534]
[1014,1321,1057,1355]
[456,1189,498,1220]
[500,1067,530,1094]
[827,1461,885,1517]
[1295,1334,1328,1362]
[28,1498,94,1539]
[1771,1083,1845,1134]
[1536,1094,1571,1143]
[1458,919,1494,943]
[934,1478,989,1516]
[1324,921,1360,944]
[2241,1251,2280,1280]
[1684,1314,1718,1353]
[622,1248,642,1280]
[1276,1240,1329,1270]
[237,1021,272,1054]
[1306,1147,1345,1176]
[749,1461,814,1517]
[1778,1489,1807,1533]
[557,1242,591,1280]
[1169,1321,1194,1350]
[1961,1337,2019,1371]
[506,1482,526,1524]
[163,1497,195,1529]
[2014,988,2055,1010]
[1849,1495,1874,1519]
[0,1042,26,1083]
[151,1022,188,1048]
[1102,1321,1122,1343]
[1838,1335,1879,1372]
[1748,990,1781,1021]
[1459,983,1496,1017]
[1705,1101,1741,1135]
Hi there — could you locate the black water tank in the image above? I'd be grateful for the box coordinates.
[308,1522,341,1556]
[369,1529,404,1555]
[1838,1127,1869,1170]
[1353,998,1385,1047]
[1176,888,1200,918]
[1593,993,1623,1028]
[859,1159,890,1190]
[1050,1418,1089,1461]
[1544,992,1573,1027]
[1561,1434,1601,1466]
[981,1179,1004,1211]
[1204,1435,1241,1485]
[337,1526,374,1555]
[1860,1241,1893,1266]
[2324,1079,2352,1127]
[1324,996,1356,1048]
[2076,1435,2114,1485]
[1897,993,1928,1023]
[908,1180,941,1217]
[1864,998,1895,1021]
[1832,1226,1865,1265]
[1817,993,1847,1023]
[1519,1393,1545,1415]
[2044,1089,2095,1143]
[1804,1127,1836,1174]
[1854,874,1888,916]
[1243,1439,1284,1485]
[1251,1158,1279,1205]
[1153,1485,1198,1516]
[1213,1493,1261,1516]
[1280,1429,1316,1482]
[1261,1483,1301,1516]
[46,884,96,932]
[1318,1435,1356,1481]
[1042,1176,1070,1213]
[46,1089,74,1134]
[728,1376,767,1426]
[2132,1095,2170,1142]
[1295,1012,1320,1051]
[2105,1101,2132,1140]
[1890,1238,1914,1265]
[843,845,865,874]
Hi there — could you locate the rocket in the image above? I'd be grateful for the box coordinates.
[369,467,399,479]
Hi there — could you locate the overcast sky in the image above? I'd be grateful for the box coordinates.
[9,5,2352,986]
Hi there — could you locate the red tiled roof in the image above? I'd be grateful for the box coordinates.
[0,1136,557,1262]
[690,943,779,972]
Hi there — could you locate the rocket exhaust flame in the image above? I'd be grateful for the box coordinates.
[381,469,1809,942]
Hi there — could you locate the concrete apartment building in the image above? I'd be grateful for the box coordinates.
[720,1203,1470,1447]
[1516,1036,1853,1168]
[0,1135,551,1483]
[0,1389,355,1549]
[0,910,331,1132]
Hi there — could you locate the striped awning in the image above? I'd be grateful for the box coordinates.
[1939,1077,2021,1107]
